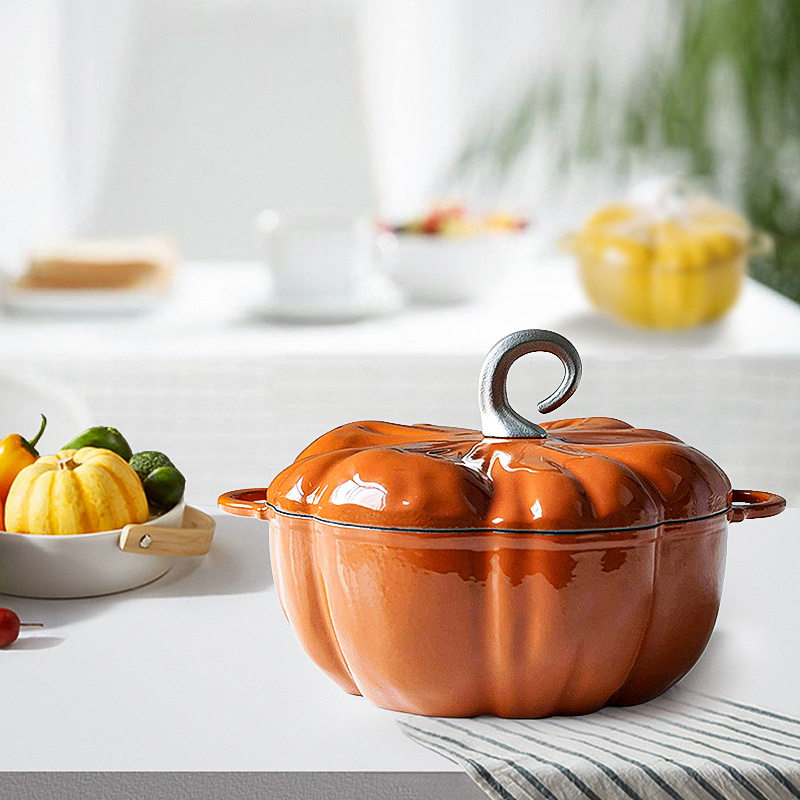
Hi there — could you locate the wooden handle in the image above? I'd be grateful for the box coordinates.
[119,506,216,557]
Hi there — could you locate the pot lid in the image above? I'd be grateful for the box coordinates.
[267,330,732,532]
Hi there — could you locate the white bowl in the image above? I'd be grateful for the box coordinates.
[388,231,533,304]
[0,500,186,599]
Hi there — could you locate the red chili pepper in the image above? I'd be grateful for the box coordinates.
[0,608,43,647]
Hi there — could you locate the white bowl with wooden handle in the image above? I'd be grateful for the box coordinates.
[0,500,215,598]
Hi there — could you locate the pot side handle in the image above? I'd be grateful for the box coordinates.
[728,489,786,523]
[218,488,270,520]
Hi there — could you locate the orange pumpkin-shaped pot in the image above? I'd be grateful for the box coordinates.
[220,330,785,718]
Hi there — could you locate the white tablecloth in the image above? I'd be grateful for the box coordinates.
[0,260,797,505]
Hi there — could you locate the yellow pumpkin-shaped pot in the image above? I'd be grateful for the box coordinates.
[5,447,148,535]
[563,184,769,329]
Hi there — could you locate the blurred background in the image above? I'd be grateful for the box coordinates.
[0,0,798,507]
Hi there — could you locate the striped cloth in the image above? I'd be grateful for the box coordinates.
[398,689,800,800]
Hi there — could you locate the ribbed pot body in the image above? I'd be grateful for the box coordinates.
[269,510,727,718]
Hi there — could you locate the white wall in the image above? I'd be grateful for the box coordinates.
[358,0,463,219]
[0,0,674,262]
[65,0,379,258]
[0,0,385,261]
[0,1,69,270]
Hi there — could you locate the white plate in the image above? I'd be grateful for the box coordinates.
[0,282,170,316]
[258,273,403,323]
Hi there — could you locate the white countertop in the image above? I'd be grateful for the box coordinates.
[0,506,797,772]
[1,259,799,361]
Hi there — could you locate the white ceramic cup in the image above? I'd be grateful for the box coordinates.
[257,210,391,300]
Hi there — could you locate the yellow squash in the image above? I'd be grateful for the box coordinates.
[5,447,148,535]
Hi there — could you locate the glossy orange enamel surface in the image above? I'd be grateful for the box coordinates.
[268,509,727,717]
[727,489,786,523]
[218,411,785,718]
[266,418,732,531]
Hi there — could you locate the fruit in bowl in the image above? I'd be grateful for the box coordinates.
[0,419,205,599]
[1,421,186,535]
[387,204,528,237]
[383,204,532,304]
[5,447,148,535]
[130,450,186,511]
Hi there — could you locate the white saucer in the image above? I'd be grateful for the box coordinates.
[259,274,403,323]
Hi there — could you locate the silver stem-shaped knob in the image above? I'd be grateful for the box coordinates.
[478,329,582,438]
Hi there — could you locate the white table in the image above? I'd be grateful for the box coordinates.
[3,259,800,359]
[0,507,797,798]
[1,260,798,507]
